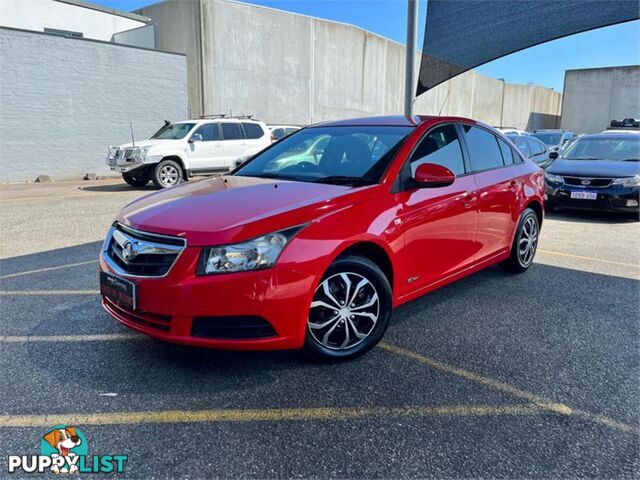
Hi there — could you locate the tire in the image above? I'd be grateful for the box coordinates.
[122,169,150,187]
[500,208,540,273]
[303,255,392,362]
[152,159,183,189]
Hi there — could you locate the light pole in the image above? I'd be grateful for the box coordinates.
[404,0,418,117]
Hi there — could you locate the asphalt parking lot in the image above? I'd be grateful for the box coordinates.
[1,178,639,478]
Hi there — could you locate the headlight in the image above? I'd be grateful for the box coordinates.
[197,226,305,275]
[545,172,563,183]
[140,147,151,159]
[612,175,640,188]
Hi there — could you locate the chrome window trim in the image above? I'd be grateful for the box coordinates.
[102,223,187,278]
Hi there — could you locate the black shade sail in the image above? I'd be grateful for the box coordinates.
[417,0,640,96]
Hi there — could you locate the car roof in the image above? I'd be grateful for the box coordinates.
[577,133,640,140]
[310,115,479,128]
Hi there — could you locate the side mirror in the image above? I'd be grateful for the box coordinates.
[189,133,203,143]
[412,163,455,188]
[549,151,559,160]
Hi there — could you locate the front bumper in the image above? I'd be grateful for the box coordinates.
[545,182,640,212]
[99,246,317,351]
[106,157,146,173]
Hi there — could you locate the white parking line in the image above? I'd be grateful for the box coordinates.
[0,260,97,280]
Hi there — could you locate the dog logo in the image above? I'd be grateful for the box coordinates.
[8,425,127,474]
[41,426,86,474]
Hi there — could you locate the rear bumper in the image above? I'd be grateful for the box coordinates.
[545,184,640,213]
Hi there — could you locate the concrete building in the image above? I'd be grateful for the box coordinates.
[137,0,561,129]
[560,65,640,134]
[0,0,156,47]
[0,0,187,182]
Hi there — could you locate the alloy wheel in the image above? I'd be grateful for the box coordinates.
[159,164,180,186]
[518,216,538,267]
[307,272,380,350]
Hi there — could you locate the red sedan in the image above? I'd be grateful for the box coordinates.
[99,115,544,360]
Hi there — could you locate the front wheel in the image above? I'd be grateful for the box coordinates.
[303,255,392,361]
[152,159,183,188]
[122,169,150,187]
[501,208,540,273]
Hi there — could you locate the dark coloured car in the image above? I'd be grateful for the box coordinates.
[545,133,640,215]
[507,134,554,168]
[532,129,575,153]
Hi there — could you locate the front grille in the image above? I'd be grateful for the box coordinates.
[104,297,172,332]
[104,224,185,277]
[563,176,613,188]
[191,316,276,339]
[124,147,136,159]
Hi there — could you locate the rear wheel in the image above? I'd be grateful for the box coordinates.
[303,255,392,361]
[501,208,539,273]
[152,159,183,189]
[122,169,150,187]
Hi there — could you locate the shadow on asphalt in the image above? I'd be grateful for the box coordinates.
[545,208,638,224]
[79,183,157,193]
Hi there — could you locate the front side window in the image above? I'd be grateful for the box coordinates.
[193,123,220,141]
[221,123,244,140]
[151,123,195,140]
[242,123,264,139]
[234,126,413,185]
[461,125,504,172]
[409,124,466,176]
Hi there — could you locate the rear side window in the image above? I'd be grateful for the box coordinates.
[193,123,220,141]
[221,123,243,140]
[498,138,514,165]
[513,136,531,157]
[272,128,285,140]
[242,123,264,139]
[527,137,546,156]
[461,125,504,172]
[409,124,466,176]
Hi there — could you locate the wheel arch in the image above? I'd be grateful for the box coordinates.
[334,241,394,292]
[159,155,188,179]
[524,199,543,226]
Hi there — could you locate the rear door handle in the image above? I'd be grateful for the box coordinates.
[508,180,518,190]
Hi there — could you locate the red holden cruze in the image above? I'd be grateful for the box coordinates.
[100,115,544,360]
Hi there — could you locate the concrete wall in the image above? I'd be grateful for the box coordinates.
[0,28,188,181]
[415,70,560,130]
[143,0,561,129]
[0,0,147,41]
[561,66,640,134]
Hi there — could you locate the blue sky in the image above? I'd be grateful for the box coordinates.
[98,0,639,92]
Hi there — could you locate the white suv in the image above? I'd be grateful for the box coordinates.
[106,116,271,188]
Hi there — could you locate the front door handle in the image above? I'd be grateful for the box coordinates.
[463,193,477,209]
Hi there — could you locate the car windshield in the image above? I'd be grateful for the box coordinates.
[533,133,562,146]
[234,126,413,185]
[562,137,640,161]
[151,123,195,140]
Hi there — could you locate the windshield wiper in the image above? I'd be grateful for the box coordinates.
[568,157,602,161]
[312,176,375,186]
[241,173,301,181]
[621,158,639,162]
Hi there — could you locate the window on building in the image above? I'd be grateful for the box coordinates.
[461,125,504,172]
[409,124,466,176]
[44,28,83,39]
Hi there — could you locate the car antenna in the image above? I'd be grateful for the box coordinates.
[438,91,449,115]
[130,121,136,147]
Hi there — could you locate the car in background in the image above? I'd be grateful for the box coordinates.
[107,116,271,188]
[545,132,640,216]
[496,127,529,136]
[532,129,575,152]
[507,133,554,169]
[270,125,301,142]
[100,115,544,361]
[610,118,639,129]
